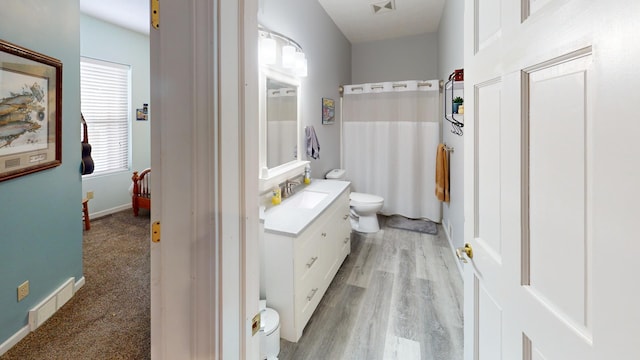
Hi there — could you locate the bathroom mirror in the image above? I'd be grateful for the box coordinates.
[259,66,308,192]
[265,77,298,168]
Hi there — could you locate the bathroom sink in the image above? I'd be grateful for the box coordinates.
[286,190,328,209]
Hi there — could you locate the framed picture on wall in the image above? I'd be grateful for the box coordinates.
[322,97,335,125]
[0,39,62,182]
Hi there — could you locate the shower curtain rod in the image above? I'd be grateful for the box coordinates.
[340,80,438,96]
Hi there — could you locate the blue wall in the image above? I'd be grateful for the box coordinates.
[80,14,151,217]
[0,0,83,345]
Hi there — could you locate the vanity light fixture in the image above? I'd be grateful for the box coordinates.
[259,25,307,77]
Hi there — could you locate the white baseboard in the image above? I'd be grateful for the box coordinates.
[90,204,131,219]
[74,276,86,293]
[0,325,29,357]
[29,278,75,330]
[0,276,85,356]
[442,219,463,277]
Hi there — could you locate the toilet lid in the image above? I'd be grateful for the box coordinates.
[325,168,346,179]
[350,192,384,205]
[260,308,280,335]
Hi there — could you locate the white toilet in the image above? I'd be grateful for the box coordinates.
[259,300,280,360]
[325,169,384,233]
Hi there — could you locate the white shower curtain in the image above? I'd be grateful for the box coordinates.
[342,80,441,222]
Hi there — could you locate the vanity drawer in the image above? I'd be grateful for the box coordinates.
[294,266,326,329]
[293,219,325,282]
[294,237,324,283]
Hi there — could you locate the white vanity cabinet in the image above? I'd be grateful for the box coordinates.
[264,186,351,342]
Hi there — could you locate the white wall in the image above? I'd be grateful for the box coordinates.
[80,15,151,217]
[351,33,439,84]
[258,0,351,179]
[437,0,465,251]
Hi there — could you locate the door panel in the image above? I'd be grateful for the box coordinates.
[475,79,503,262]
[524,52,592,330]
[477,278,502,360]
[523,334,549,360]
[524,0,553,20]
[475,0,502,53]
[467,76,508,360]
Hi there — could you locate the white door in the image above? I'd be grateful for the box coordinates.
[150,0,260,358]
[463,1,640,359]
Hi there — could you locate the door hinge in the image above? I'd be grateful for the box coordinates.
[151,0,160,29]
[251,312,261,336]
[152,221,161,243]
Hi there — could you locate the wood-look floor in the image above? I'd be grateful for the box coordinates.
[278,216,464,360]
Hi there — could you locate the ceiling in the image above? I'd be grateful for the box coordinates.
[80,0,444,43]
[318,0,445,43]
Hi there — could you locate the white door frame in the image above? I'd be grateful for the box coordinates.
[150,0,259,358]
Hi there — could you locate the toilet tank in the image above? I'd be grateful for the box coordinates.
[325,169,346,180]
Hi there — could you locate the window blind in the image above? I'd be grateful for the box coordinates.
[80,57,131,176]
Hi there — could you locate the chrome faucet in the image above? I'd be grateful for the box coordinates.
[283,179,301,198]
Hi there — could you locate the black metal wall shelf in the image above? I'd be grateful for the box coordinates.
[444,71,464,136]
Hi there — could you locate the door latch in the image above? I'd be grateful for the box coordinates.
[456,243,473,263]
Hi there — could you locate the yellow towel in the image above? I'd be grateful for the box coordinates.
[435,144,450,202]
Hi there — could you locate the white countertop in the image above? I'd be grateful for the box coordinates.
[262,179,350,236]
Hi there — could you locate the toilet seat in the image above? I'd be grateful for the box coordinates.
[350,192,384,206]
[261,308,279,336]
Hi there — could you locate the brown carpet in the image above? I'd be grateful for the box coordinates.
[1,209,151,360]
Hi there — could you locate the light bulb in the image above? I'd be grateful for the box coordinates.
[282,45,296,68]
[296,55,308,77]
[259,37,276,65]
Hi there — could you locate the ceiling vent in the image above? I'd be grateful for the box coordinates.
[371,0,395,14]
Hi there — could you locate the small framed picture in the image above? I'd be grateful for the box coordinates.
[0,39,62,182]
[322,97,335,125]
[136,103,148,121]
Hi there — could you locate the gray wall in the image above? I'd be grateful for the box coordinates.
[258,0,351,178]
[80,15,151,217]
[437,0,465,251]
[0,1,82,346]
[351,33,439,84]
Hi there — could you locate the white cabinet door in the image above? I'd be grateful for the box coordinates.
[464,1,640,359]
[323,191,351,281]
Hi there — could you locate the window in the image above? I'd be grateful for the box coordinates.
[80,57,131,176]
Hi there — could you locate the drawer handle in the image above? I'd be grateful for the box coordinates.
[343,214,348,220]
[306,256,318,268]
[321,232,327,237]
[306,288,319,301]
[343,237,349,244]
